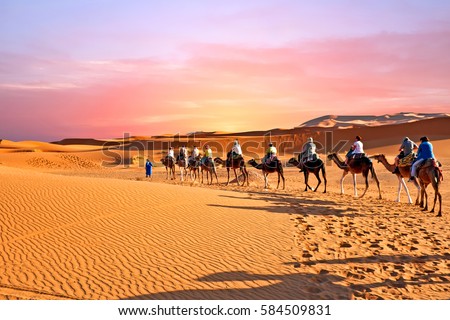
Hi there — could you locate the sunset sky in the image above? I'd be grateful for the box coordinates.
[1,0,450,141]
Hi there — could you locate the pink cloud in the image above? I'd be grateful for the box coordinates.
[1,31,450,140]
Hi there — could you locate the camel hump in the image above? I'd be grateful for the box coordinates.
[422,158,438,169]
[305,158,323,165]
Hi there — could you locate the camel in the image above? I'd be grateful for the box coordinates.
[415,159,443,217]
[248,159,285,190]
[327,153,381,199]
[200,158,219,185]
[371,154,420,204]
[176,154,188,181]
[161,156,176,180]
[214,154,249,186]
[288,158,327,193]
[187,156,200,182]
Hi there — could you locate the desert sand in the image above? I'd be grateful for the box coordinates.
[0,118,449,300]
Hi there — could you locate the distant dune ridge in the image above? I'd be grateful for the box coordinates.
[297,112,450,129]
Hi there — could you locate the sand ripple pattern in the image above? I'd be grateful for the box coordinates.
[0,166,299,299]
[289,192,450,300]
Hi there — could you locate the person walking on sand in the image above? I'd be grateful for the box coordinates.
[145,159,153,179]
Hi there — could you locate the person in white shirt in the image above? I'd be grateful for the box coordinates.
[230,140,243,159]
[191,146,200,158]
[345,136,364,164]
[167,147,175,159]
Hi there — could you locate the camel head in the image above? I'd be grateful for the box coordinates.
[213,157,224,165]
[369,154,384,163]
[326,153,336,160]
[287,157,297,165]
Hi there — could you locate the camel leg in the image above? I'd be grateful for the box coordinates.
[396,177,402,202]
[413,180,421,205]
[314,172,321,192]
[372,168,382,200]
[359,173,369,198]
[421,186,428,211]
[352,173,358,197]
[279,164,285,190]
[430,177,440,214]
[436,192,442,217]
[226,168,230,186]
[322,166,327,193]
[277,172,281,189]
[264,172,268,189]
[234,168,239,186]
[340,171,348,194]
[304,171,310,191]
[244,167,249,186]
[213,168,219,184]
[400,177,412,204]
[430,188,437,213]
[419,183,425,208]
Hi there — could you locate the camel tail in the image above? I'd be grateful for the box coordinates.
[436,167,444,182]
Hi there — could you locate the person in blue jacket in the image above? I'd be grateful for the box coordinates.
[410,136,435,181]
[145,159,153,179]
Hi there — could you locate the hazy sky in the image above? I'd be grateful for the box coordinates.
[1,0,450,141]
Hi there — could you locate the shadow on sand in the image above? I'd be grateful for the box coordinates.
[124,252,450,300]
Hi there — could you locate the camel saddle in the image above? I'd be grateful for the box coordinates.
[351,153,366,160]
[265,156,279,168]
[303,158,322,169]
[418,159,443,181]
[398,153,415,167]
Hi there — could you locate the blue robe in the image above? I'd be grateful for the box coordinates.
[145,161,153,176]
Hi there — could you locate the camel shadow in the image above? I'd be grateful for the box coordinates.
[214,192,370,218]
[122,253,450,300]
[123,271,351,300]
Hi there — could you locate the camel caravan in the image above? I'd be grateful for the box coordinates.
[159,136,443,217]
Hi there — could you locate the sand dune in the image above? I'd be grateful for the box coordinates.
[0,116,449,300]
[298,112,450,128]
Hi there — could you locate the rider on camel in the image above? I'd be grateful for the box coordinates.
[201,144,215,168]
[262,142,277,165]
[345,136,364,165]
[298,137,317,172]
[393,137,418,173]
[409,136,435,182]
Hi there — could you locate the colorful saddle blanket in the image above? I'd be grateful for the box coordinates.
[398,153,415,167]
